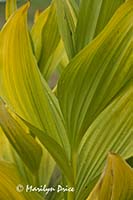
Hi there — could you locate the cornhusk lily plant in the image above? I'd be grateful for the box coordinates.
[0,0,132,200]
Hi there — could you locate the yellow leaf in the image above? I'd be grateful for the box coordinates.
[87,153,133,200]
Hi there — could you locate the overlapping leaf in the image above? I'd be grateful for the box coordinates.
[31,2,63,79]
[0,98,73,184]
[87,154,133,200]
[75,0,125,52]
[57,1,132,149]
[0,129,55,188]
[75,81,132,199]
[6,0,17,20]
[55,0,77,59]
[0,3,70,156]
[0,128,36,186]
[19,115,74,184]
[0,161,45,200]
[0,128,14,162]
[0,98,42,174]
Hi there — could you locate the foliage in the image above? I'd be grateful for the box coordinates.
[0,0,132,200]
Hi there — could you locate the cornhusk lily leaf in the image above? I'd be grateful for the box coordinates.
[6,0,17,20]
[0,98,74,184]
[18,114,74,184]
[0,129,55,189]
[31,1,63,79]
[0,98,42,174]
[0,161,45,200]
[55,0,77,59]
[76,81,132,200]
[0,128,35,185]
[87,153,133,200]
[57,0,132,149]
[0,127,14,162]
[0,2,70,156]
[0,0,132,200]
[75,0,125,52]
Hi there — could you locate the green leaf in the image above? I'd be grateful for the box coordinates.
[0,98,73,185]
[57,1,132,149]
[19,115,74,184]
[87,154,133,200]
[0,128,17,164]
[0,98,42,174]
[0,3,70,156]
[31,2,62,79]
[55,0,77,59]
[76,82,132,200]
[0,128,36,186]
[6,0,17,20]
[75,0,125,52]
[0,161,45,200]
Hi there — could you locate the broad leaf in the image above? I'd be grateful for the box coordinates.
[0,128,14,162]
[0,131,55,189]
[75,0,125,52]
[0,98,73,183]
[31,2,62,79]
[0,3,70,156]
[57,1,132,149]
[6,0,17,20]
[87,154,133,200]
[19,116,74,184]
[0,161,45,200]
[76,82,132,200]
[55,0,77,59]
[0,128,36,186]
[0,98,42,174]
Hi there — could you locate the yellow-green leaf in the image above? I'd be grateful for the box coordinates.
[0,3,70,156]
[87,153,133,200]
[57,0,132,149]
[55,0,77,59]
[19,115,74,184]
[0,161,45,200]
[75,0,125,52]
[0,98,42,174]
[6,0,17,20]
[76,81,132,200]
[31,2,62,79]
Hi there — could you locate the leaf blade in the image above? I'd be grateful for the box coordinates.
[0,98,42,174]
[0,3,70,156]
[57,1,132,148]
[55,0,77,59]
[0,161,45,200]
[87,154,133,200]
[75,0,125,52]
[31,2,62,79]
[76,81,132,199]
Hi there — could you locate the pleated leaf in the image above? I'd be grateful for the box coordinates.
[6,0,17,20]
[76,81,132,200]
[0,98,42,174]
[0,3,70,156]
[55,0,77,59]
[0,128,36,186]
[75,0,125,52]
[0,97,73,183]
[0,161,45,200]
[19,115,74,184]
[57,1,132,148]
[0,128,14,162]
[31,2,62,79]
[87,154,133,200]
